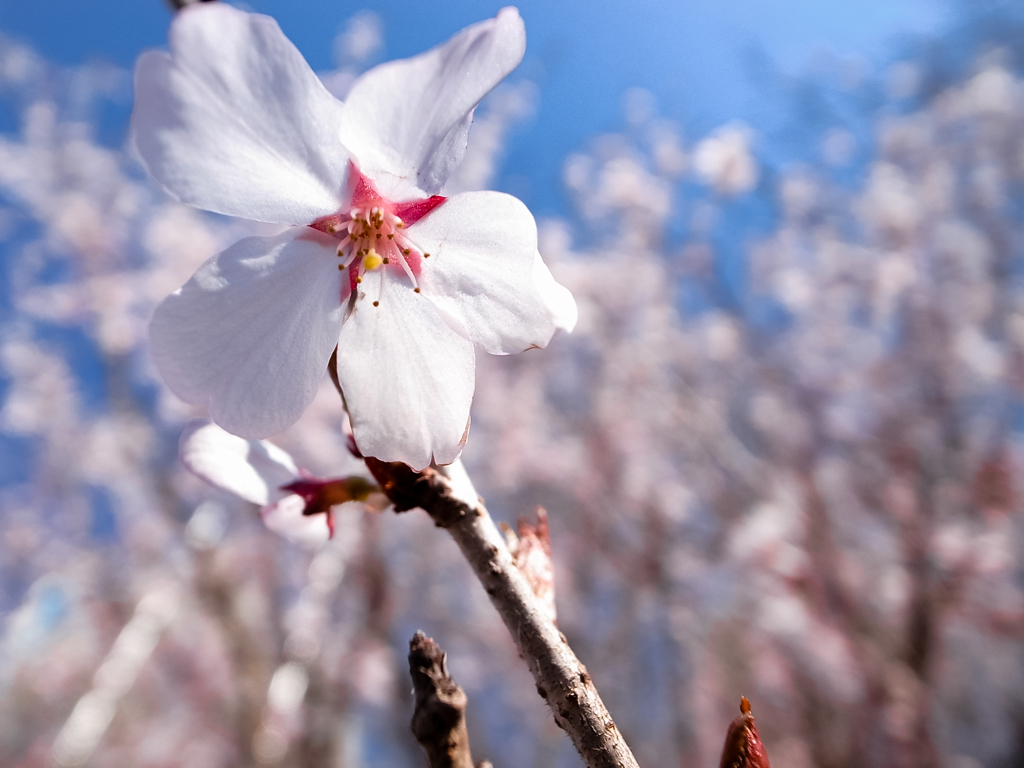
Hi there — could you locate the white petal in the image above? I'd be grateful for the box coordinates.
[180,419,298,505]
[132,3,349,224]
[411,192,558,354]
[261,494,332,548]
[532,252,578,333]
[150,230,345,439]
[339,8,525,199]
[336,270,475,470]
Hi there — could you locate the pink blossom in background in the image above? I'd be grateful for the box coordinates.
[133,3,576,470]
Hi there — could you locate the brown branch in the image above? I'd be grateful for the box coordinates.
[408,631,475,768]
[366,457,640,768]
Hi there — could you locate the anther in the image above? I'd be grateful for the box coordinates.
[403,248,411,255]
[414,287,421,293]
[356,276,363,283]
[423,252,431,258]
[387,234,394,240]
[372,300,379,307]
[383,258,390,264]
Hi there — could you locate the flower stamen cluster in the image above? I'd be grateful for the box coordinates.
[311,168,443,307]
[327,206,425,300]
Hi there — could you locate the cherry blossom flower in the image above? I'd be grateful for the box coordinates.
[133,3,576,470]
[180,420,379,547]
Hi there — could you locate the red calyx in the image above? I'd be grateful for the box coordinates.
[280,474,378,539]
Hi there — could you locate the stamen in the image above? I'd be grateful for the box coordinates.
[336,201,428,302]
[338,245,359,272]
[395,245,419,289]
[374,260,388,307]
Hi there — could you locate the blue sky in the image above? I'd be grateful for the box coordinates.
[0,0,947,214]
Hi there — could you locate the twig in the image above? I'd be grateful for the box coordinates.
[365,457,640,768]
[408,631,475,768]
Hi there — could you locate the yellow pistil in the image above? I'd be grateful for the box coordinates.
[363,250,384,271]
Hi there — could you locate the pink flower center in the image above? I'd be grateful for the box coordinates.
[310,164,446,307]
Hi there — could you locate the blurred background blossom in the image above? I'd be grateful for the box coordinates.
[2,1,1024,767]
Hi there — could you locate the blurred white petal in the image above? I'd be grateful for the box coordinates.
[261,494,333,548]
[180,420,298,505]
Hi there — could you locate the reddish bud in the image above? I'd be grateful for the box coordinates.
[719,697,770,768]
